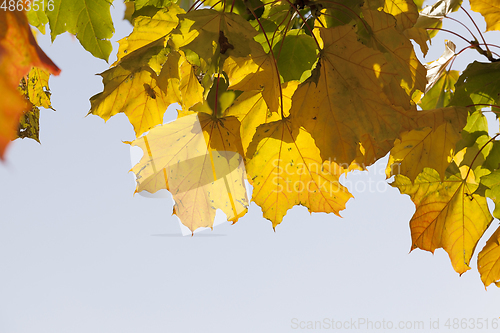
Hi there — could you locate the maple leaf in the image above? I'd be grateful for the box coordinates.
[130,112,248,233]
[90,27,202,137]
[290,25,412,165]
[386,106,468,180]
[0,11,60,159]
[478,225,500,288]
[245,117,353,228]
[392,167,492,274]
[90,40,173,136]
[47,0,115,61]
[470,0,500,32]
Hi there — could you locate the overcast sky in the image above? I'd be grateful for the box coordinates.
[1,1,500,332]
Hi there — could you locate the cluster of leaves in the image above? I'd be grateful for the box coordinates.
[1,0,500,287]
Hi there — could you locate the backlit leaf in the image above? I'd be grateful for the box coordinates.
[89,40,177,136]
[246,117,352,228]
[392,167,493,274]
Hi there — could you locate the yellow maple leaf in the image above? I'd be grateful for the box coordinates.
[290,25,411,165]
[470,0,500,32]
[478,225,500,288]
[392,167,493,274]
[130,112,248,233]
[245,117,353,228]
[90,64,172,136]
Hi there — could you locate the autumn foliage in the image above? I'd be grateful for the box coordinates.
[2,0,500,287]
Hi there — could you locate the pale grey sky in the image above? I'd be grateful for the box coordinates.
[1,1,500,332]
